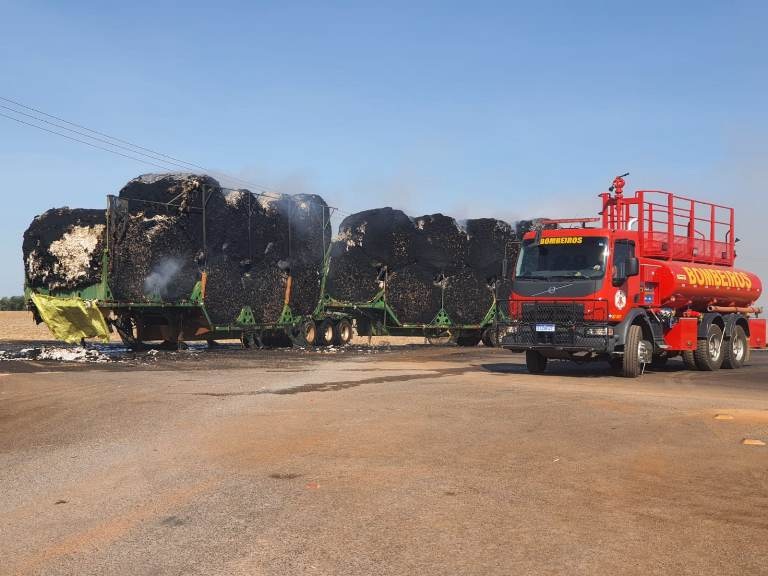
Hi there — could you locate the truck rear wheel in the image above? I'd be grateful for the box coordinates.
[525,350,547,374]
[334,319,353,346]
[682,351,697,370]
[723,325,748,369]
[693,323,725,371]
[622,325,652,378]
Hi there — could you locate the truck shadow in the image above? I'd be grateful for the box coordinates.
[481,361,689,379]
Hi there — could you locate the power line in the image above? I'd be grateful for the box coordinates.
[0,95,208,171]
[0,103,200,173]
[0,111,180,172]
[0,96,350,216]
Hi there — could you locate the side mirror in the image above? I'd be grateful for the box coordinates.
[626,257,639,277]
[612,257,639,286]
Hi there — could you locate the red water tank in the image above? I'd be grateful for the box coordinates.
[643,260,763,309]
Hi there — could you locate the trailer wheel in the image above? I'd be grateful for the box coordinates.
[295,320,317,347]
[723,325,748,369]
[481,327,499,347]
[334,319,353,346]
[426,331,451,345]
[317,319,336,347]
[693,323,725,371]
[682,351,697,370]
[622,325,652,378]
[525,350,548,374]
[456,335,481,347]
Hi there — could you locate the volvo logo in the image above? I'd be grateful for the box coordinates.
[533,283,575,297]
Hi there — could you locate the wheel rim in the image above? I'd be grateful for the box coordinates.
[708,334,721,360]
[341,325,351,342]
[638,340,652,364]
[323,325,334,342]
[732,337,744,361]
[305,324,316,343]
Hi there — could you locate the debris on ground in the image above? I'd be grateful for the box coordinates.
[741,438,766,446]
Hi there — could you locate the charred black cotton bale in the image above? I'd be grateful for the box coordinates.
[110,173,229,303]
[111,174,331,323]
[200,189,331,325]
[23,208,106,292]
[413,214,468,273]
[325,208,422,304]
[326,208,518,326]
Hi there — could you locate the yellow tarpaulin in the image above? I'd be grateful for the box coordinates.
[30,293,110,344]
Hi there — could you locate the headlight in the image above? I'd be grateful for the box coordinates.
[504,325,519,335]
[585,326,613,336]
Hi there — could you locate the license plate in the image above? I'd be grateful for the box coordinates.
[536,323,556,332]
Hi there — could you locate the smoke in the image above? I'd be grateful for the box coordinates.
[143,258,182,298]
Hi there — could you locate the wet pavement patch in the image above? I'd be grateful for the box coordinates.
[269,473,302,480]
[160,516,186,527]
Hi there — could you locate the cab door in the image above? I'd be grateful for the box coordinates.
[610,239,640,317]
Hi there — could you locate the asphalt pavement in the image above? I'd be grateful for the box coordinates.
[1,346,767,575]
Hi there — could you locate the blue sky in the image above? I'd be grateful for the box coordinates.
[1,0,766,297]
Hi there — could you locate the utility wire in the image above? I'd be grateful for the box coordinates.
[0,111,180,172]
[0,103,201,173]
[0,96,349,216]
[0,95,209,172]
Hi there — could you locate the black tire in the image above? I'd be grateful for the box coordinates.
[682,350,697,370]
[426,331,451,345]
[723,325,748,369]
[317,319,336,347]
[481,327,500,347]
[294,320,317,347]
[456,335,481,347]
[334,319,353,346]
[622,325,652,378]
[525,350,548,374]
[693,323,725,371]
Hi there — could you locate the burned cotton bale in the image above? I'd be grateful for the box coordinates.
[110,174,331,324]
[202,190,331,325]
[326,208,517,326]
[110,173,229,303]
[23,208,106,292]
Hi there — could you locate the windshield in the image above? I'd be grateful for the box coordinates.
[515,236,607,280]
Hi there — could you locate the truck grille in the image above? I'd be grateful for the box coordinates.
[503,300,610,351]
[520,302,584,324]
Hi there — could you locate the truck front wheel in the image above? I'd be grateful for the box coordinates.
[525,350,547,374]
[622,325,652,378]
[693,323,725,371]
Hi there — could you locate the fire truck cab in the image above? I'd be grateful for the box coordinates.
[501,175,765,378]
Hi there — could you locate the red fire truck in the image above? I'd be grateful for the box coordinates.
[501,175,765,377]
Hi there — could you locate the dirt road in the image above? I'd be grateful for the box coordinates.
[1,346,767,575]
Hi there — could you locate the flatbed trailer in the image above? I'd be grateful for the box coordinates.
[25,196,507,349]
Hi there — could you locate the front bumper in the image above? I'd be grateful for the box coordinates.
[500,322,614,353]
